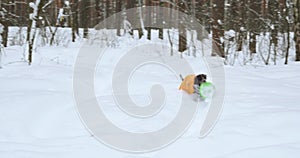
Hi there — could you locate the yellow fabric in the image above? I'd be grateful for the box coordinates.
[179,74,195,94]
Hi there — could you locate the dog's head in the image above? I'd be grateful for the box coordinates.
[194,74,207,85]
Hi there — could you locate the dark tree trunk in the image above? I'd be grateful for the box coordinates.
[272,30,278,65]
[295,0,300,61]
[158,2,163,40]
[284,0,291,64]
[145,0,152,40]
[137,27,143,39]
[211,0,225,57]
[106,0,111,19]
[135,0,144,39]
[249,33,256,53]
[285,28,290,64]
[27,0,44,65]
[82,0,89,38]
[116,0,122,36]
[248,0,261,54]
[1,21,8,47]
[124,0,135,37]
[72,0,79,42]
[178,22,187,52]
[178,1,187,53]
[279,0,287,33]
[236,0,245,52]
[262,0,268,15]
[26,0,33,64]
[158,29,163,40]
[269,0,280,64]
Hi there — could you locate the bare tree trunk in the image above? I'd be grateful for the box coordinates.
[0,20,8,47]
[0,1,8,47]
[236,0,244,52]
[145,0,152,40]
[27,0,44,65]
[158,1,163,40]
[248,0,261,54]
[285,31,290,64]
[249,33,256,53]
[105,0,113,29]
[82,0,89,38]
[26,0,33,64]
[262,0,268,15]
[271,30,278,65]
[137,0,144,39]
[116,0,122,36]
[167,29,174,56]
[295,0,300,61]
[211,0,225,57]
[95,0,104,23]
[179,21,187,52]
[269,1,280,65]
[50,27,58,45]
[285,0,293,64]
[178,1,187,53]
[72,0,79,42]
[266,40,272,65]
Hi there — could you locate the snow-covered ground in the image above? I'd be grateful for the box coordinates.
[0,37,300,158]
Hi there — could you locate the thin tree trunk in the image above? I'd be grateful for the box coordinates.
[285,32,290,64]
[272,31,278,65]
[137,0,144,39]
[178,1,187,53]
[116,0,122,36]
[249,33,256,53]
[0,22,6,47]
[27,5,33,64]
[146,0,152,40]
[236,0,244,51]
[1,21,8,47]
[158,1,163,40]
[266,41,272,65]
[285,0,292,64]
[167,29,174,56]
[248,0,261,54]
[50,27,58,45]
[295,0,300,61]
[27,0,44,65]
[82,0,89,38]
[179,21,187,52]
[211,0,225,57]
[72,0,79,42]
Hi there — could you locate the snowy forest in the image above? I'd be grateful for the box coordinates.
[0,0,299,66]
[1,1,300,157]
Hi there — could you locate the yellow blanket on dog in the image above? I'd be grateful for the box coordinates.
[179,74,195,94]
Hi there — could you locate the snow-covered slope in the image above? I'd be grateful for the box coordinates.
[0,40,300,158]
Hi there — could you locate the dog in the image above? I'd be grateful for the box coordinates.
[193,74,207,96]
[194,74,207,86]
[179,74,207,95]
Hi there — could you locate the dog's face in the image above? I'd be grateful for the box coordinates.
[194,74,207,85]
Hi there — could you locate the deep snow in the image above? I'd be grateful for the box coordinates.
[0,38,300,158]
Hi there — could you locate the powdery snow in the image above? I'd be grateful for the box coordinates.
[0,38,300,158]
